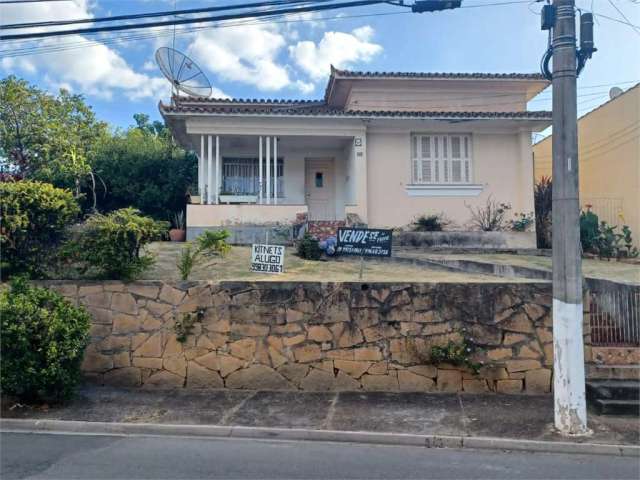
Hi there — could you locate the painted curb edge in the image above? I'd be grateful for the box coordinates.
[1,419,637,457]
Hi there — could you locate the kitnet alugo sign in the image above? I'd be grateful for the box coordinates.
[336,227,393,257]
[251,244,285,273]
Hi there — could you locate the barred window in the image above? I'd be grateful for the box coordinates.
[222,157,283,196]
[410,134,472,184]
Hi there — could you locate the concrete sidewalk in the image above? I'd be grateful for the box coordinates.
[2,385,638,452]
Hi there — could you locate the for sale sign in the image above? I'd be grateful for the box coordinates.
[250,244,285,274]
[336,227,392,257]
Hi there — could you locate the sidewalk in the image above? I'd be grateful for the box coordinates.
[2,385,638,453]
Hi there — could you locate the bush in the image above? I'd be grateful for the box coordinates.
[69,208,168,280]
[0,278,91,403]
[297,232,322,260]
[411,213,450,232]
[509,212,535,232]
[580,209,600,253]
[0,180,79,278]
[177,230,231,280]
[534,176,552,248]
[465,196,512,231]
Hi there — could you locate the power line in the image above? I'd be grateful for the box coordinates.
[0,0,331,30]
[606,0,640,36]
[0,0,390,41]
[0,0,71,3]
[0,10,410,57]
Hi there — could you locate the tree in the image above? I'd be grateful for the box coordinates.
[93,116,196,221]
[0,76,109,197]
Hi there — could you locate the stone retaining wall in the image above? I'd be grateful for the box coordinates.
[46,281,556,394]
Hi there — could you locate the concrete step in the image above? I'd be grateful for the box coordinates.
[586,364,640,380]
[586,380,640,401]
[592,399,640,416]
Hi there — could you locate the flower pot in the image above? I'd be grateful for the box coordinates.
[169,228,186,242]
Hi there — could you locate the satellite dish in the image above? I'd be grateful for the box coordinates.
[155,47,212,98]
[609,87,623,100]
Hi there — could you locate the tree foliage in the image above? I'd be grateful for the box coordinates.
[93,114,197,220]
[0,76,108,193]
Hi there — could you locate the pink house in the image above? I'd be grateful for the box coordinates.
[160,67,551,242]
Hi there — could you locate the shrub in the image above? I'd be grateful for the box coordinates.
[534,176,552,248]
[580,208,600,253]
[465,196,512,231]
[0,180,79,278]
[69,208,168,280]
[297,232,322,260]
[411,213,450,232]
[0,278,91,403]
[177,230,231,280]
[509,212,535,232]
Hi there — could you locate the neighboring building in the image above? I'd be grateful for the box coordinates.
[161,67,551,241]
[533,84,640,247]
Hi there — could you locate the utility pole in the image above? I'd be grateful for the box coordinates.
[546,0,590,435]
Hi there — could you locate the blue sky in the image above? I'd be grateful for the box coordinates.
[1,0,639,130]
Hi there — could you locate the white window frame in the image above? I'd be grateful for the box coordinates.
[411,134,473,185]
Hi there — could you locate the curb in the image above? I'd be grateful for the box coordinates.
[1,419,638,457]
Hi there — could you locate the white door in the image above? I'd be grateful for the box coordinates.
[305,158,335,220]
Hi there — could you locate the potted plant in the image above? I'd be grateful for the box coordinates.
[169,211,186,242]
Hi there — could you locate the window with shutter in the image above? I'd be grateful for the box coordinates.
[410,134,472,185]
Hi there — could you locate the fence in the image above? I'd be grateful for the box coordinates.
[589,284,640,347]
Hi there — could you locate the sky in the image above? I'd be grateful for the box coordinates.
[1,0,639,131]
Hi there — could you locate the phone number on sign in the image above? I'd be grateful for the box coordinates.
[251,262,283,273]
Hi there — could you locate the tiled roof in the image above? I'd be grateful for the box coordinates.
[330,68,547,81]
[173,96,324,105]
[160,101,551,120]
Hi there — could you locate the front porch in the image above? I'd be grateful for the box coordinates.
[185,133,367,237]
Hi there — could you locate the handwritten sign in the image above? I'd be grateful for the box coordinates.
[336,227,392,257]
[251,244,285,274]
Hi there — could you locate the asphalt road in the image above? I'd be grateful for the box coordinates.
[1,432,638,480]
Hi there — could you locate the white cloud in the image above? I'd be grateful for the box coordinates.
[293,80,316,95]
[0,0,227,101]
[289,26,382,81]
[188,23,290,91]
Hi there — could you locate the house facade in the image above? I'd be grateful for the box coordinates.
[160,67,551,241]
[534,84,640,247]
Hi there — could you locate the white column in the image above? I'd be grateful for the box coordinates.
[207,135,213,205]
[215,135,220,205]
[273,136,278,205]
[199,135,204,198]
[258,136,263,204]
[266,136,271,205]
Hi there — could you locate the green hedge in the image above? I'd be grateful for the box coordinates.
[0,181,79,278]
[0,279,91,403]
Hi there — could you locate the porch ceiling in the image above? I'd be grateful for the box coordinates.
[188,134,352,152]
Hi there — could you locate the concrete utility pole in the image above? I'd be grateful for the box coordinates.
[550,0,589,435]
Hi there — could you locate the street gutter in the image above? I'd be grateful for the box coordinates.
[2,419,638,457]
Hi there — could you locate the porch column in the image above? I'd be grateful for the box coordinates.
[353,134,368,223]
[259,136,263,204]
[266,136,271,205]
[199,135,205,198]
[207,135,213,204]
[273,136,278,205]
[518,130,535,215]
[215,135,220,204]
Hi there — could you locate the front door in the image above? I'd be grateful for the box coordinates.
[305,158,335,220]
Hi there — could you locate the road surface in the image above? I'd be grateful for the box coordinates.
[1,432,637,479]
